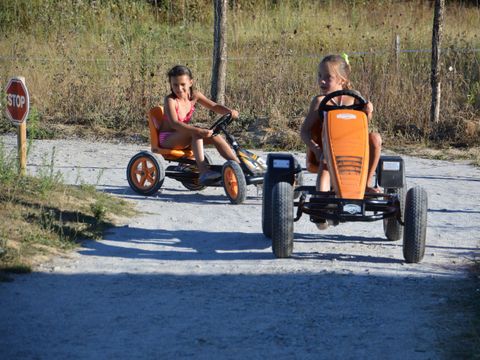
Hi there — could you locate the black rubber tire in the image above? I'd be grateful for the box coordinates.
[271,182,294,258]
[262,172,273,238]
[181,153,213,191]
[383,183,406,241]
[127,151,165,196]
[403,186,428,263]
[222,160,247,204]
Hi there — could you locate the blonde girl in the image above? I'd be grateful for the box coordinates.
[300,54,382,227]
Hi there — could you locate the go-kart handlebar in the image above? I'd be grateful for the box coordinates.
[318,89,368,112]
[209,113,234,136]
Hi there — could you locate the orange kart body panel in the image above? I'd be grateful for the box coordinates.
[148,106,194,160]
[322,109,369,200]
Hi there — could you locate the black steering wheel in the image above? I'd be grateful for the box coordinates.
[209,113,234,136]
[318,89,368,112]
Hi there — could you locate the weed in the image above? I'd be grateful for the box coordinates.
[2,264,32,274]
[0,141,17,185]
[35,147,64,195]
[91,199,107,223]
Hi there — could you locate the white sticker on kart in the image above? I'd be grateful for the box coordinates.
[336,113,357,120]
[273,159,291,168]
[382,161,401,171]
[343,204,362,214]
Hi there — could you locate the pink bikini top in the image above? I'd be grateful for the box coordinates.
[175,99,195,123]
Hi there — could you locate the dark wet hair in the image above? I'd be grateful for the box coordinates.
[167,65,194,100]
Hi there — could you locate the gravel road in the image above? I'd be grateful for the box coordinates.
[1,136,479,359]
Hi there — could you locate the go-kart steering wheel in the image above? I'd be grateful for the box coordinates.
[209,113,233,136]
[318,89,368,112]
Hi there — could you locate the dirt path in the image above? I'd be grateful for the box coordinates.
[1,136,479,359]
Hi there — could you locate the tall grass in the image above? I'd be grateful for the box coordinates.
[0,0,479,148]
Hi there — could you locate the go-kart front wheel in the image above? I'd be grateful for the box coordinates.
[271,181,294,258]
[222,160,247,204]
[127,151,165,195]
[403,186,428,263]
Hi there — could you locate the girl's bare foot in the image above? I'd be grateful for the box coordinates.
[366,186,381,193]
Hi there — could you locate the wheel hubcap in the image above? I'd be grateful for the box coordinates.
[225,167,238,198]
[131,157,157,190]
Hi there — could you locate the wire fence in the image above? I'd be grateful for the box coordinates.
[1,47,479,64]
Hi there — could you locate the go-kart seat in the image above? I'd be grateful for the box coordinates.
[148,106,194,160]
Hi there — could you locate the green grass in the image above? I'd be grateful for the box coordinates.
[0,139,136,276]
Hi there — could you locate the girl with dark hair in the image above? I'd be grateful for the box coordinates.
[159,65,239,184]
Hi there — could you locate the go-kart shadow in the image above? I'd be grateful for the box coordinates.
[408,174,480,183]
[98,186,261,205]
[292,252,404,264]
[295,233,387,244]
[429,208,480,215]
[78,226,272,261]
[291,233,403,263]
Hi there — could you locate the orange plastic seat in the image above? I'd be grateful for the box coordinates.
[148,106,194,160]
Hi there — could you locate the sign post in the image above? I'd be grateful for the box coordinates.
[5,77,29,175]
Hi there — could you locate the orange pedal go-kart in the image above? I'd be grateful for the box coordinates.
[127,106,267,204]
[262,90,428,263]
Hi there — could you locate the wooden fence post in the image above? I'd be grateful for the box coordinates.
[211,0,227,105]
[394,34,400,72]
[429,0,445,137]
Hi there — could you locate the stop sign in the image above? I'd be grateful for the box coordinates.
[5,77,30,125]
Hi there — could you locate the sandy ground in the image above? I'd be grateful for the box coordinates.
[0,135,479,359]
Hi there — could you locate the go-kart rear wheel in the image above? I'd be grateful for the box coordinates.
[181,154,213,191]
[262,173,273,238]
[127,151,165,196]
[383,183,406,241]
[272,181,294,258]
[403,186,428,263]
[222,160,247,204]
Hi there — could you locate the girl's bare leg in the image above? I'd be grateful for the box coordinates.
[314,163,331,229]
[204,136,239,162]
[191,134,209,174]
[161,131,209,174]
[316,163,330,192]
[160,131,192,150]
[367,132,382,192]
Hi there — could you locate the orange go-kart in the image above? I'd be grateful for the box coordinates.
[126,106,266,204]
[262,90,428,263]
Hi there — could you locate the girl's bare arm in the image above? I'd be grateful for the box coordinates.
[363,101,373,122]
[163,96,211,137]
[300,96,323,158]
[195,91,239,118]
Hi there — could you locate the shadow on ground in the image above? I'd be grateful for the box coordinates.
[0,270,475,359]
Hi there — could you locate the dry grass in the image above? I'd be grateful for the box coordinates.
[0,142,135,276]
[0,0,479,149]
[388,144,480,166]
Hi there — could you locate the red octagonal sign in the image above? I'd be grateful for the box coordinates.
[5,77,30,125]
